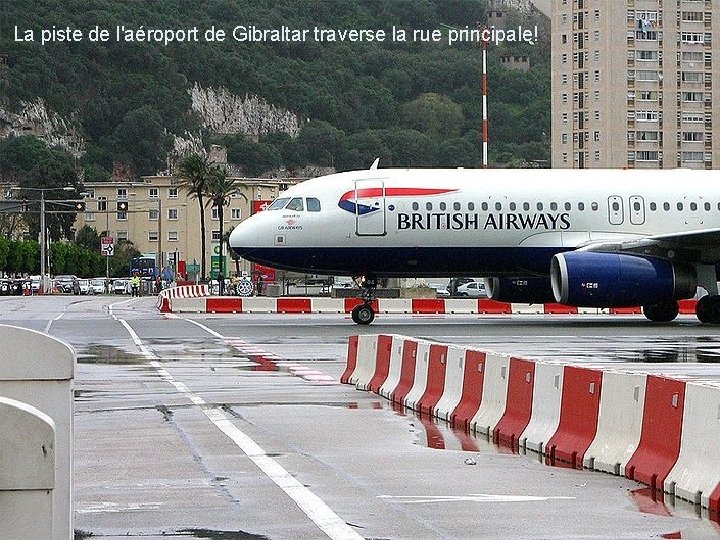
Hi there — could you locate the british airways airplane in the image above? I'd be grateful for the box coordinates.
[229,166,720,325]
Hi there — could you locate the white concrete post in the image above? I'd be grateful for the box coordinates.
[0,396,56,539]
[0,324,75,539]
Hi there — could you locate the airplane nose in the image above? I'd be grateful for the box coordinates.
[229,220,259,259]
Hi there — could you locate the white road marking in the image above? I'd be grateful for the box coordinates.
[44,312,64,333]
[116,317,362,540]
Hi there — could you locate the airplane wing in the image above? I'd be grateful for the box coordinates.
[578,227,720,265]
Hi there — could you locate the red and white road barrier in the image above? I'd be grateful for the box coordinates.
[343,333,720,512]
[161,295,700,316]
[156,284,209,313]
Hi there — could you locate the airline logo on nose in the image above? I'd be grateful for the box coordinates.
[338,187,456,215]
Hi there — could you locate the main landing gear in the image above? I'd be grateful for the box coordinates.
[696,295,720,324]
[642,300,680,322]
[350,275,377,325]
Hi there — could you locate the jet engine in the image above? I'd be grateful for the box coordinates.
[550,252,696,307]
[484,277,556,304]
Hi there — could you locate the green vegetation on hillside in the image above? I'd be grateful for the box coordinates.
[0,0,550,177]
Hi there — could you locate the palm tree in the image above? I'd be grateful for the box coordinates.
[204,168,239,290]
[176,154,214,280]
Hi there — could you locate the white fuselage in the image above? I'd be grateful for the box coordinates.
[229,168,720,278]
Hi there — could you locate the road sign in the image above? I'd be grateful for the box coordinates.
[101,236,114,257]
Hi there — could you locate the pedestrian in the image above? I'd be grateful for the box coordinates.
[131,272,141,297]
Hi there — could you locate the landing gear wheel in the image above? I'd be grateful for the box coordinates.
[351,303,375,325]
[642,300,679,322]
[696,295,720,324]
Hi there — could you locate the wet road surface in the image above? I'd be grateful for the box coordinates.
[1,296,720,539]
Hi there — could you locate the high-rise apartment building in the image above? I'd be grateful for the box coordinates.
[552,0,720,169]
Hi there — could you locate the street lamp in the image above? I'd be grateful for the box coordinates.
[11,185,75,292]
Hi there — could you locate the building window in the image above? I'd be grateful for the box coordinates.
[85,212,96,221]
[85,189,95,198]
[149,209,159,220]
[168,208,178,220]
[231,208,242,220]
[117,188,128,200]
[149,188,159,199]
[117,211,128,221]
[98,197,107,212]
[167,231,178,242]
[212,230,221,241]
[211,207,219,220]
[117,230,128,241]
[148,231,159,242]
[167,188,178,198]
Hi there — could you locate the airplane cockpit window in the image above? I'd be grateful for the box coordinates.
[286,197,304,211]
[307,198,321,212]
[268,198,290,210]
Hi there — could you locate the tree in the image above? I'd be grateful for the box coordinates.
[75,225,101,252]
[176,154,215,280]
[204,168,240,290]
[401,93,464,140]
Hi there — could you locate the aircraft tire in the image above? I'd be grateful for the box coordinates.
[351,303,375,325]
[642,300,679,323]
[696,295,720,324]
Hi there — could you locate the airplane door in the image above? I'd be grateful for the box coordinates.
[629,196,645,225]
[354,179,386,236]
[608,196,624,225]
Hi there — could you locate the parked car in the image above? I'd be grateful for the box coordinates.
[448,277,475,296]
[456,281,487,298]
[54,274,79,293]
[77,279,94,295]
[30,275,41,293]
[113,278,130,294]
[90,278,107,294]
[428,282,450,297]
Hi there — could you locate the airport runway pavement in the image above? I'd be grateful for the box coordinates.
[1,295,719,539]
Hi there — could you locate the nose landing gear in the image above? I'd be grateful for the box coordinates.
[350,275,378,325]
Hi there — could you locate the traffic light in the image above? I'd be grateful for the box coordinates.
[74,201,86,211]
[117,201,129,211]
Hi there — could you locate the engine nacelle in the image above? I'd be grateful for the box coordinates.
[550,252,696,307]
[484,277,556,304]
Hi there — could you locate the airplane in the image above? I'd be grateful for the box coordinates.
[229,165,720,325]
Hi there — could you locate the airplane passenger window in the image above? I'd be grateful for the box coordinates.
[267,198,290,210]
[537,202,544,211]
[677,202,683,211]
[550,202,558,211]
[591,202,599,211]
[287,197,304,211]
[612,202,620,211]
[426,202,433,211]
[650,202,657,211]
[633,202,641,211]
[705,202,711,211]
[510,202,517,211]
[468,202,475,211]
[412,202,419,211]
[663,202,670,211]
[690,202,698,211]
[481,202,488,211]
[578,202,585,211]
[453,202,461,211]
[523,202,530,211]
[307,198,321,212]
[564,202,571,211]
[440,202,446,211]
[495,202,502,211]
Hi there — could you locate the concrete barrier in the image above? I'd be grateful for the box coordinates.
[519,362,563,454]
[0,324,75,539]
[0,396,56,540]
[470,352,511,435]
[664,382,720,508]
[341,333,720,512]
[584,371,646,475]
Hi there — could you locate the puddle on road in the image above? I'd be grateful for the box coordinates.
[77,344,145,365]
[177,528,270,539]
